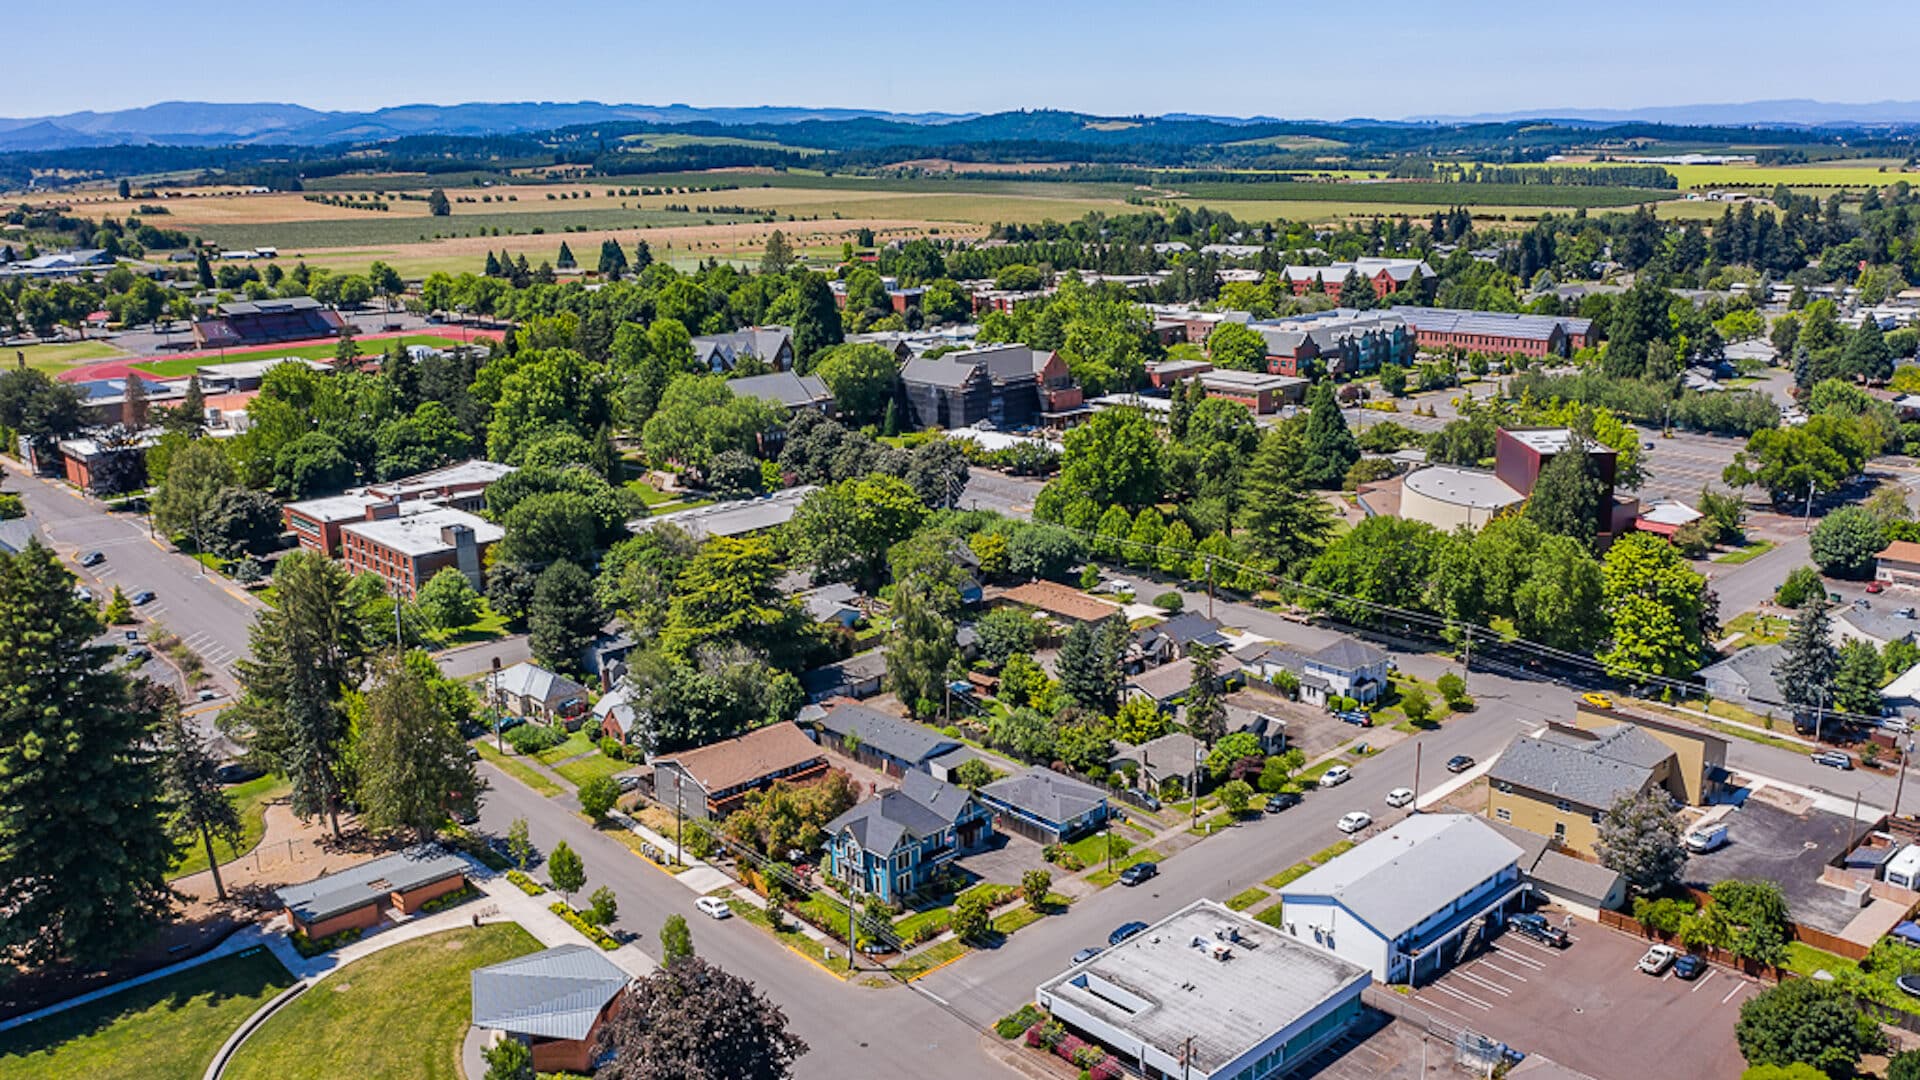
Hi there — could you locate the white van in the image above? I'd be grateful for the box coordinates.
[1887,846,1920,891]
[1684,822,1728,853]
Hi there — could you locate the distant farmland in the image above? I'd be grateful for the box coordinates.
[184,205,764,250]
[1167,180,1671,208]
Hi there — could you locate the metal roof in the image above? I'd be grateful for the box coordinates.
[494,662,588,706]
[1403,465,1524,510]
[471,944,629,1041]
[826,770,975,855]
[275,844,468,924]
[1281,815,1524,940]
[728,372,832,409]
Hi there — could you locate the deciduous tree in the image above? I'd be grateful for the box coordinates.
[1594,790,1688,894]
[351,651,482,841]
[595,956,808,1080]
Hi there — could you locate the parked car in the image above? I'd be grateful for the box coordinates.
[1811,750,1854,771]
[1338,811,1373,834]
[123,645,151,662]
[1109,921,1149,947]
[1265,792,1302,814]
[79,550,105,567]
[1446,755,1476,774]
[1119,861,1159,887]
[1508,913,1569,948]
[1336,710,1373,727]
[1855,598,1872,610]
[1901,608,1918,620]
[1886,717,1915,735]
[1385,787,1414,808]
[1319,765,1352,788]
[1637,944,1677,975]
[73,586,93,603]
[1673,954,1706,980]
[130,590,156,606]
[695,895,733,920]
[1685,822,1729,853]
[615,773,642,793]
[1071,946,1104,965]
[1869,581,1887,594]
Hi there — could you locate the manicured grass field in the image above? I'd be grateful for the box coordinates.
[555,752,632,789]
[4,340,127,375]
[1714,539,1777,565]
[132,334,473,377]
[473,739,562,797]
[168,774,291,880]
[532,729,599,767]
[224,923,540,1080]
[0,946,293,1080]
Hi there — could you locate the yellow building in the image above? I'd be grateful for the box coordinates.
[1486,709,1725,857]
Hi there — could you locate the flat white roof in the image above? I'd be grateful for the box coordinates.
[1639,500,1703,528]
[1038,899,1368,1076]
[1198,369,1307,391]
[193,356,329,381]
[1884,662,1920,703]
[1403,465,1524,510]
[284,493,378,522]
[1505,428,1575,454]
[341,505,503,556]
[1087,393,1173,413]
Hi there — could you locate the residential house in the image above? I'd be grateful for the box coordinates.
[898,344,1083,431]
[797,582,863,629]
[594,679,645,748]
[1036,900,1370,1080]
[800,649,889,702]
[1108,731,1207,793]
[996,580,1121,625]
[976,767,1111,844]
[275,844,469,939]
[1484,819,1628,918]
[691,326,793,372]
[1697,644,1788,711]
[649,722,831,821]
[808,701,961,778]
[471,945,630,1075]
[1130,612,1233,669]
[823,770,995,902]
[1125,654,1243,711]
[490,662,590,728]
[1278,814,1528,983]
[1238,636,1390,707]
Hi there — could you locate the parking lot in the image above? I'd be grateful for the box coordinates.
[1408,914,1756,1080]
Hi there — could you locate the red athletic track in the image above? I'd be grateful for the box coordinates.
[54,326,505,382]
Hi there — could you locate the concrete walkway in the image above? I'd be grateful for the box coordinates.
[0,923,275,1034]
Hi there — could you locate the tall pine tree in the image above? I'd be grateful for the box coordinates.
[0,541,174,963]
[151,683,243,902]
[1772,594,1838,721]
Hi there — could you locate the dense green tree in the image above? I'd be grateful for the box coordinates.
[415,567,481,632]
[152,437,234,551]
[811,343,897,425]
[530,560,599,675]
[547,840,585,905]
[789,475,927,591]
[975,605,1038,667]
[274,431,354,497]
[0,541,174,963]
[1834,640,1885,716]
[1296,383,1360,489]
[1775,565,1825,609]
[351,651,481,840]
[1238,427,1337,571]
[1304,516,1444,623]
[886,577,958,717]
[1037,406,1162,516]
[1055,617,1128,714]
[579,775,620,821]
[1185,643,1227,744]
[1206,322,1268,371]
[1809,506,1886,579]
[1511,535,1608,651]
[1736,978,1884,1078]
[228,551,368,838]
[1598,533,1708,679]
[1724,413,1871,502]
[1594,790,1688,893]
[660,912,694,964]
[641,374,782,472]
[498,491,601,567]
[426,188,450,216]
[661,536,799,661]
[784,273,844,369]
[1524,442,1605,543]
[204,487,282,557]
[483,1038,532,1080]
[486,348,612,463]
[486,560,539,630]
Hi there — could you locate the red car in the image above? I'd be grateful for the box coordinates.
[1868,581,1887,594]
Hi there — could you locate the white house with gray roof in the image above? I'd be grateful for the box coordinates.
[1037,899,1370,1080]
[1237,636,1390,707]
[1278,814,1527,983]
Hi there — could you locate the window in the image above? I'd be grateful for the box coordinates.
[1555,799,1571,813]
[1553,822,1566,841]
[1495,808,1511,822]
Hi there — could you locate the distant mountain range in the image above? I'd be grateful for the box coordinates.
[0,101,978,152]
[4,98,1920,154]
[1410,99,1920,128]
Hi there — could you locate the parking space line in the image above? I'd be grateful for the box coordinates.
[1428,982,1494,1010]
[1453,971,1513,997]
[1476,960,1530,982]
[1691,970,1718,993]
[1721,982,1744,1005]
[1489,945,1548,969]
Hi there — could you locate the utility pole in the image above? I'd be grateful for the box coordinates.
[490,657,503,754]
[1461,628,1472,689]
[1206,555,1215,621]
[1895,737,1913,820]
[1804,479,1816,533]
[675,788,684,865]
[847,895,858,973]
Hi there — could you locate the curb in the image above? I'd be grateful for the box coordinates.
[203,961,311,1080]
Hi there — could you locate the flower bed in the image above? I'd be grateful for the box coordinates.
[549,901,619,950]
[289,925,362,958]
[418,883,479,914]
[506,869,546,896]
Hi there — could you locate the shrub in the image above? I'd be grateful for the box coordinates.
[1632,895,1696,935]
[504,723,564,755]
[1436,671,1472,709]
[290,926,363,958]
[506,869,546,896]
[550,900,619,949]
[995,1004,1043,1039]
[598,737,627,760]
[419,883,479,914]
[578,774,620,820]
[1152,591,1184,612]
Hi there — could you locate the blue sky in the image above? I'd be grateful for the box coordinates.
[9,0,1915,120]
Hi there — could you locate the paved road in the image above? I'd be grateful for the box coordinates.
[475,768,1008,1080]
[4,460,258,699]
[961,470,1046,520]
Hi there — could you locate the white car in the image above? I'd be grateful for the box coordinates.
[695,895,733,920]
[1638,944,1677,975]
[1385,787,1414,808]
[1338,811,1373,834]
[1319,765,1352,788]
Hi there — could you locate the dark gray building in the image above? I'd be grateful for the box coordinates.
[898,344,1081,431]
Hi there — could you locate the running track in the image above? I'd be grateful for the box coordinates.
[55,326,504,382]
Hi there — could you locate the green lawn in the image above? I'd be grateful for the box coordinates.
[1226,886,1270,911]
[728,898,842,972]
[533,729,599,766]
[894,938,970,980]
[1255,903,1286,929]
[6,340,127,375]
[1715,540,1777,565]
[169,775,291,880]
[1723,610,1790,649]
[555,752,632,790]
[1060,830,1130,869]
[0,946,293,1080]
[473,739,562,797]
[422,603,512,648]
[131,335,472,378]
[1085,847,1164,889]
[225,924,540,1080]
[992,905,1044,936]
[1263,840,1356,890]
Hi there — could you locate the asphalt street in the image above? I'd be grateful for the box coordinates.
[3,458,258,700]
[475,767,1006,1080]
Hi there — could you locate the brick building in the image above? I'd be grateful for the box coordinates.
[283,460,515,555]
[1280,258,1434,301]
[898,344,1083,430]
[1395,308,1595,358]
[339,504,502,598]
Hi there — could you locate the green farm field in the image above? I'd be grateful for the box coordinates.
[616,132,826,155]
[183,205,764,251]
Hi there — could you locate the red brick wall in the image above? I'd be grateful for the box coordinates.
[393,873,466,914]
[293,902,382,940]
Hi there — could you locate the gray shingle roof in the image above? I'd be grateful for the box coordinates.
[1310,637,1388,671]
[728,371,831,410]
[813,703,959,765]
[1280,814,1523,940]
[471,944,629,1041]
[980,767,1107,826]
[1488,732,1656,809]
[827,770,974,855]
[900,355,981,389]
[276,844,468,924]
[1697,644,1786,704]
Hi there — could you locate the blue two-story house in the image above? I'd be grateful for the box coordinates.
[823,770,996,902]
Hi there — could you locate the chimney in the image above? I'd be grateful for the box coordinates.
[442,523,479,586]
[366,496,400,521]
